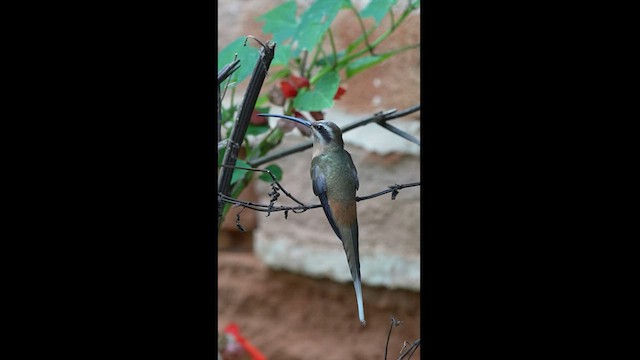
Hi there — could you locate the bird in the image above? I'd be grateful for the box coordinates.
[258,113,365,326]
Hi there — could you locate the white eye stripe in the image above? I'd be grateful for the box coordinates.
[315,124,333,143]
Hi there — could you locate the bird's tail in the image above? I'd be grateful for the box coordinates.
[353,273,365,326]
[339,220,365,326]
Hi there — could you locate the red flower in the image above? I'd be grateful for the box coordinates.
[310,111,324,121]
[250,109,268,125]
[289,74,310,89]
[334,86,346,100]
[279,75,310,99]
[280,80,298,98]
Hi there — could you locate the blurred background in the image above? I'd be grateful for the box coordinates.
[218,1,421,358]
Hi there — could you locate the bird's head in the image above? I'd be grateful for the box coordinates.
[257,113,344,150]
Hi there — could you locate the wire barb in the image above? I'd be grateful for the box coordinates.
[219,181,419,214]
[248,104,421,168]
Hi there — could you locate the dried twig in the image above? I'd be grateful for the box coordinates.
[385,317,403,360]
[376,121,420,146]
[218,178,419,216]
[219,193,320,214]
[398,338,421,359]
[219,164,307,208]
[217,58,241,84]
[218,39,276,228]
[382,317,420,360]
[356,182,420,202]
[217,59,241,143]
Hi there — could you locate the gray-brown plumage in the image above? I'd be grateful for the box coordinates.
[258,114,365,325]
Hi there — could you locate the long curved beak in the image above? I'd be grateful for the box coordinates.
[257,113,312,128]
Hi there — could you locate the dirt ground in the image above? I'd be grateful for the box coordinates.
[218,250,421,359]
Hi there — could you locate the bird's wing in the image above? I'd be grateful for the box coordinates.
[311,161,342,240]
[345,150,359,191]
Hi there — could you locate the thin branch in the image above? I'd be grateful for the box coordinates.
[351,5,375,55]
[248,104,421,168]
[336,108,397,132]
[376,122,420,146]
[217,58,241,84]
[218,59,241,143]
[385,317,403,360]
[306,33,328,81]
[218,139,229,151]
[220,56,239,135]
[235,207,247,232]
[375,43,421,58]
[327,29,339,69]
[219,164,307,207]
[299,49,308,77]
[384,321,393,360]
[218,181,420,215]
[244,35,267,49]
[219,193,320,214]
[355,182,420,202]
[218,84,223,143]
[345,26,378,56]
[306,43,323,80]
[398,339,421,360]
[353,104,421,126]
[225,85,237,126]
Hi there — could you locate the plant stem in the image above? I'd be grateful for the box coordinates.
[306,34,327,80]
[299,49,308,77]
[351,6,375,55]
[310,3,417,84]
[327,28,339,69]
[376,43,421,57]
[218,40,276,228]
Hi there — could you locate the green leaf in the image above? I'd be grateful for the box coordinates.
[360,0,398,25]
[345,53,393,78]
[218,148,225,167]
[271,43,292,66]
[249,127,285,160]
[246,105,271,136]
[294,0,347,56]
[218,36,261,85]
[293,71,340,111]
[246,123,271,136]
[259,164,283,183]
[230,159,251,185]
[255,105,270,114]
[256,94,270,108]
[257,0,299,44]
[315,50,345,66]
[267,68,292,83]
[221,104,237,123]
[218,150,252,186]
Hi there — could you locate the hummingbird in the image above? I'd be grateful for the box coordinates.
[258,113,365,326]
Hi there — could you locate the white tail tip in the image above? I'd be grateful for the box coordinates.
[354,277,365,326]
